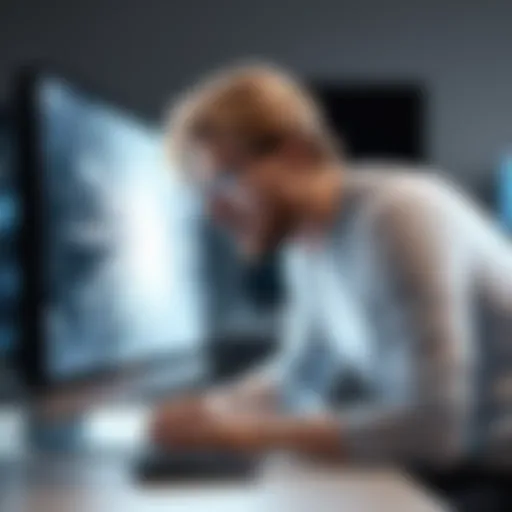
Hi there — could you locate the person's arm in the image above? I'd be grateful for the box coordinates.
[150,245,314,447]
[207,246,312,414]
[329,183,475,465]
[242,184,474,463]
[153,182,474,462]
[151,272,308,443]
[208,186,474,463]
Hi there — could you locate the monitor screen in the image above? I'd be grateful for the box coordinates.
[23,74,205,383]
[0,113,20,356]
[498,155,512,233]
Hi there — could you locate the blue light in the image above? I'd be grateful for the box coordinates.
[499,154,512,231]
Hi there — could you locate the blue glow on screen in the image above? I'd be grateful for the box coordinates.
[39,77,205,379]
[499,155,512,232]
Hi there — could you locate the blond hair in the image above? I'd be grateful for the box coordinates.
[167,63,339,169]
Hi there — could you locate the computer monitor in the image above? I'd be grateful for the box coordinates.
[0,110,20,358]
[498,154,512,233]
[15,68,205,390]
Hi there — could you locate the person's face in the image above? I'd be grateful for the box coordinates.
[194,138,300,259]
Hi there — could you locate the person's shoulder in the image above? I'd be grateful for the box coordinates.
[344,163,479,261]
[346,162,454,224]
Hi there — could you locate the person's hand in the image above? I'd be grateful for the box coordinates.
[148,375,279,452]
[150,395,342,458]
[149,391,244,448]
[149,394,271,452]
[150,394,209,448]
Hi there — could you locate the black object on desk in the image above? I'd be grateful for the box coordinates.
[135,447,259,482]
[413,462,512,512]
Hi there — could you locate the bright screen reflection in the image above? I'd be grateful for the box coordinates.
[39,77,204,380]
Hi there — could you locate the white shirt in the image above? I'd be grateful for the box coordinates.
[266,167,512,467]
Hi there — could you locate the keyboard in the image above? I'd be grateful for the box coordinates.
[134,448,258,482]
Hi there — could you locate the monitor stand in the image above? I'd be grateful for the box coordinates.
[25,408,88,454]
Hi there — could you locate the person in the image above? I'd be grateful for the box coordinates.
[150,63,512,469]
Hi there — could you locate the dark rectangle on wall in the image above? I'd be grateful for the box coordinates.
[311,83,427,162]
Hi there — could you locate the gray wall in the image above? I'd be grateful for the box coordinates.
[1,0,511,186]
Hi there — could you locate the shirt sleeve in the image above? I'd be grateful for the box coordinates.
[245,246,311,386]
[340,180,475,466]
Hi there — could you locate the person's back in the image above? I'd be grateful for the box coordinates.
[344,164,512,291]
[296,166,512,465]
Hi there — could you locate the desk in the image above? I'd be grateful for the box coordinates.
[0,405,447,511]
[1,454,446,512]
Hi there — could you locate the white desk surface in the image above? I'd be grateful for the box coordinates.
[0,405,448,511]
[0,453,447,512]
